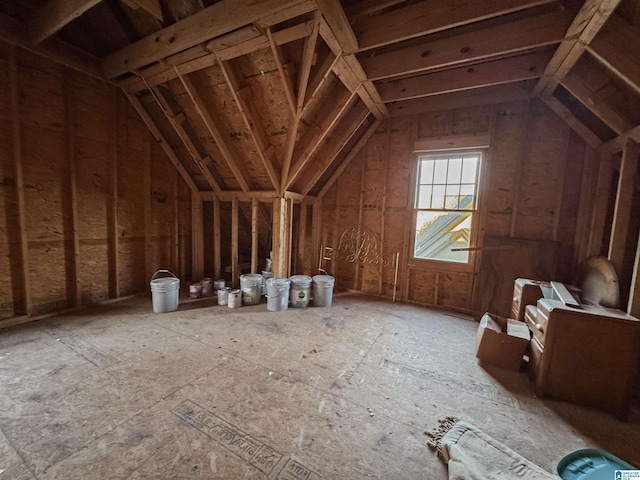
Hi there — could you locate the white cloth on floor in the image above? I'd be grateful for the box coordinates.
[425,417,561,480]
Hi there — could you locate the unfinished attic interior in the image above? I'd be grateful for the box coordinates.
[2,0,640,478]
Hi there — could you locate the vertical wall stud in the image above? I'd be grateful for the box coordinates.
[297,201,307,273]
[251,198,259,273]
[191,191,204,280]
[144,125,152,283]
[587,150,614,257]
[107,87,120,298]
[232,197,239,286]
[9,46,32,316]
[213,194,221,280]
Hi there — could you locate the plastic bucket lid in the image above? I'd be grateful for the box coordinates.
[240,273,262,285]
[312,274,334,286]
[290,275,312,287]
[557,449,635,480]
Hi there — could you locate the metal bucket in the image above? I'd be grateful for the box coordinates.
[266,278,291,312]
[289,275,312,308]
[150,270,180,313]
[312,274,335,307]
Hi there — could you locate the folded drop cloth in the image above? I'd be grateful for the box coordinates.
[425,417,561,480]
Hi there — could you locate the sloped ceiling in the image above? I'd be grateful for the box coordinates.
[1,0,640,199]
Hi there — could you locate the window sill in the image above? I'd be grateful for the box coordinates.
[407,257,474,273]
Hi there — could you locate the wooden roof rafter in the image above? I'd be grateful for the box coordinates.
[534,0,622,97]
[30,0,102,46]
[150,84,224,194]
[103,0,316,78]
[300,100,371,196]
[176,70,253,193]
[217,55,281,191]
[286,88,358,190]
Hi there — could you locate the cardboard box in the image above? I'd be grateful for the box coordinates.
[476,313,531,371]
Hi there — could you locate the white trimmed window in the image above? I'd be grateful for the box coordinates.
[413,151,481,264]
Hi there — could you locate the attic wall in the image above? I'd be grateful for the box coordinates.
[318,99,596,315]
[0,43,192,321]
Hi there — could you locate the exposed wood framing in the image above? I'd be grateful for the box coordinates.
[192,191,204,280]
[377,50,552,103]
[108,88,120,298]
[510,101,532,238]
[30,0,101,46]
[542,96,603,149]
[266,27,296,115]
[535,0,622,97]
[217,58,280,190]
[315,0,358,53]
[297,201,308,273]
[353,0,557,51]
[360,9,574,81]
[172,170,179,275]
[251,198,259,274]
[231,197,239,287]
[8,46,31,316]
[608,140,638,276]
[287,90,358,189]
[213,194,221,280]
[318,118,382,198]
[588,14,640,97]
[64,69,82,308]
[296,12,321,112]
[604,125,640,153]
[125,93,198,192]
[121,0,163,21]
[414,133,491,152]
[311,200,322,274]
[150,85,223,193]
[629,231,640,317]
[378,124,391,295]
[272,197,293,278]
[587,150,615,257]
[300,103,370,196]
[0,13,103,81]
[561,69,631,135]
[573,148,598,265]
[103,0,316,78]
[176,70,252,192]
[143,127,152,283]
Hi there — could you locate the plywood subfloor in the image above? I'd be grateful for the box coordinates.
[1,294,639,479]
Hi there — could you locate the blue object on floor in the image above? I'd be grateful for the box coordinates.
[557,449,635,480]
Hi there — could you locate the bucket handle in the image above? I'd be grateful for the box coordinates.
[151,269,177,281]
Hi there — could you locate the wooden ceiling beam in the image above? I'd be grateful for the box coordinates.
[360,9,574,81]
[315,0,359,54]
[561,71,632,135]
[542,96,603,149]
[297,12,321,112]
[30,0,102,46]
[120,21,313,93]
[387,81,535,117]
[0,13,104,81]
[353,0,558,52]
[177,71,253,192]
[103,0,316,79]
[300,102,370,196]
[120,0,163,21]
[378,50,552,103]
[603,125,640,153]
[286,89,357,190]
[151,86,224,193]
[534,0,622,97]
[267,27,297,115]
[588,14,640,97]
[317,118,382,199]
[217,57,280,190]
[125,93,199,192]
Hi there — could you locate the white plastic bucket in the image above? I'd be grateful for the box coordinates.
[289,275,312,308]
[217,287,230,306]
[312,274,335,307]
[201,278,213,296]
[228,289,241,308]
[261,270,272,295]
[150,270,180,313]
[214,279,225,290]
[240,273,262,305]
[266,278,291,312]
[189,282,202,299]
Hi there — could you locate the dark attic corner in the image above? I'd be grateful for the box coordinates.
[0,0,640,478]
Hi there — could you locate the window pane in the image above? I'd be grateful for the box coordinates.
[447,158,462,184]
[445,184,460,209]
[433,160,447,184]
[461,157,478,183]
[417,185,432,208]
[414,211,472,263]
[460,184,475,205]
[432,185,445,209]
[420,160,434,184]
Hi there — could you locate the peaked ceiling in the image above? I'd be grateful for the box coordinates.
[1,0,640,199]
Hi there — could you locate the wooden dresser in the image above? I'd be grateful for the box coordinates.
[525,298,640,419]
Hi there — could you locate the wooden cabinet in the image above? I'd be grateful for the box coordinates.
[511,278,546,321]
[525,298,640,419]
